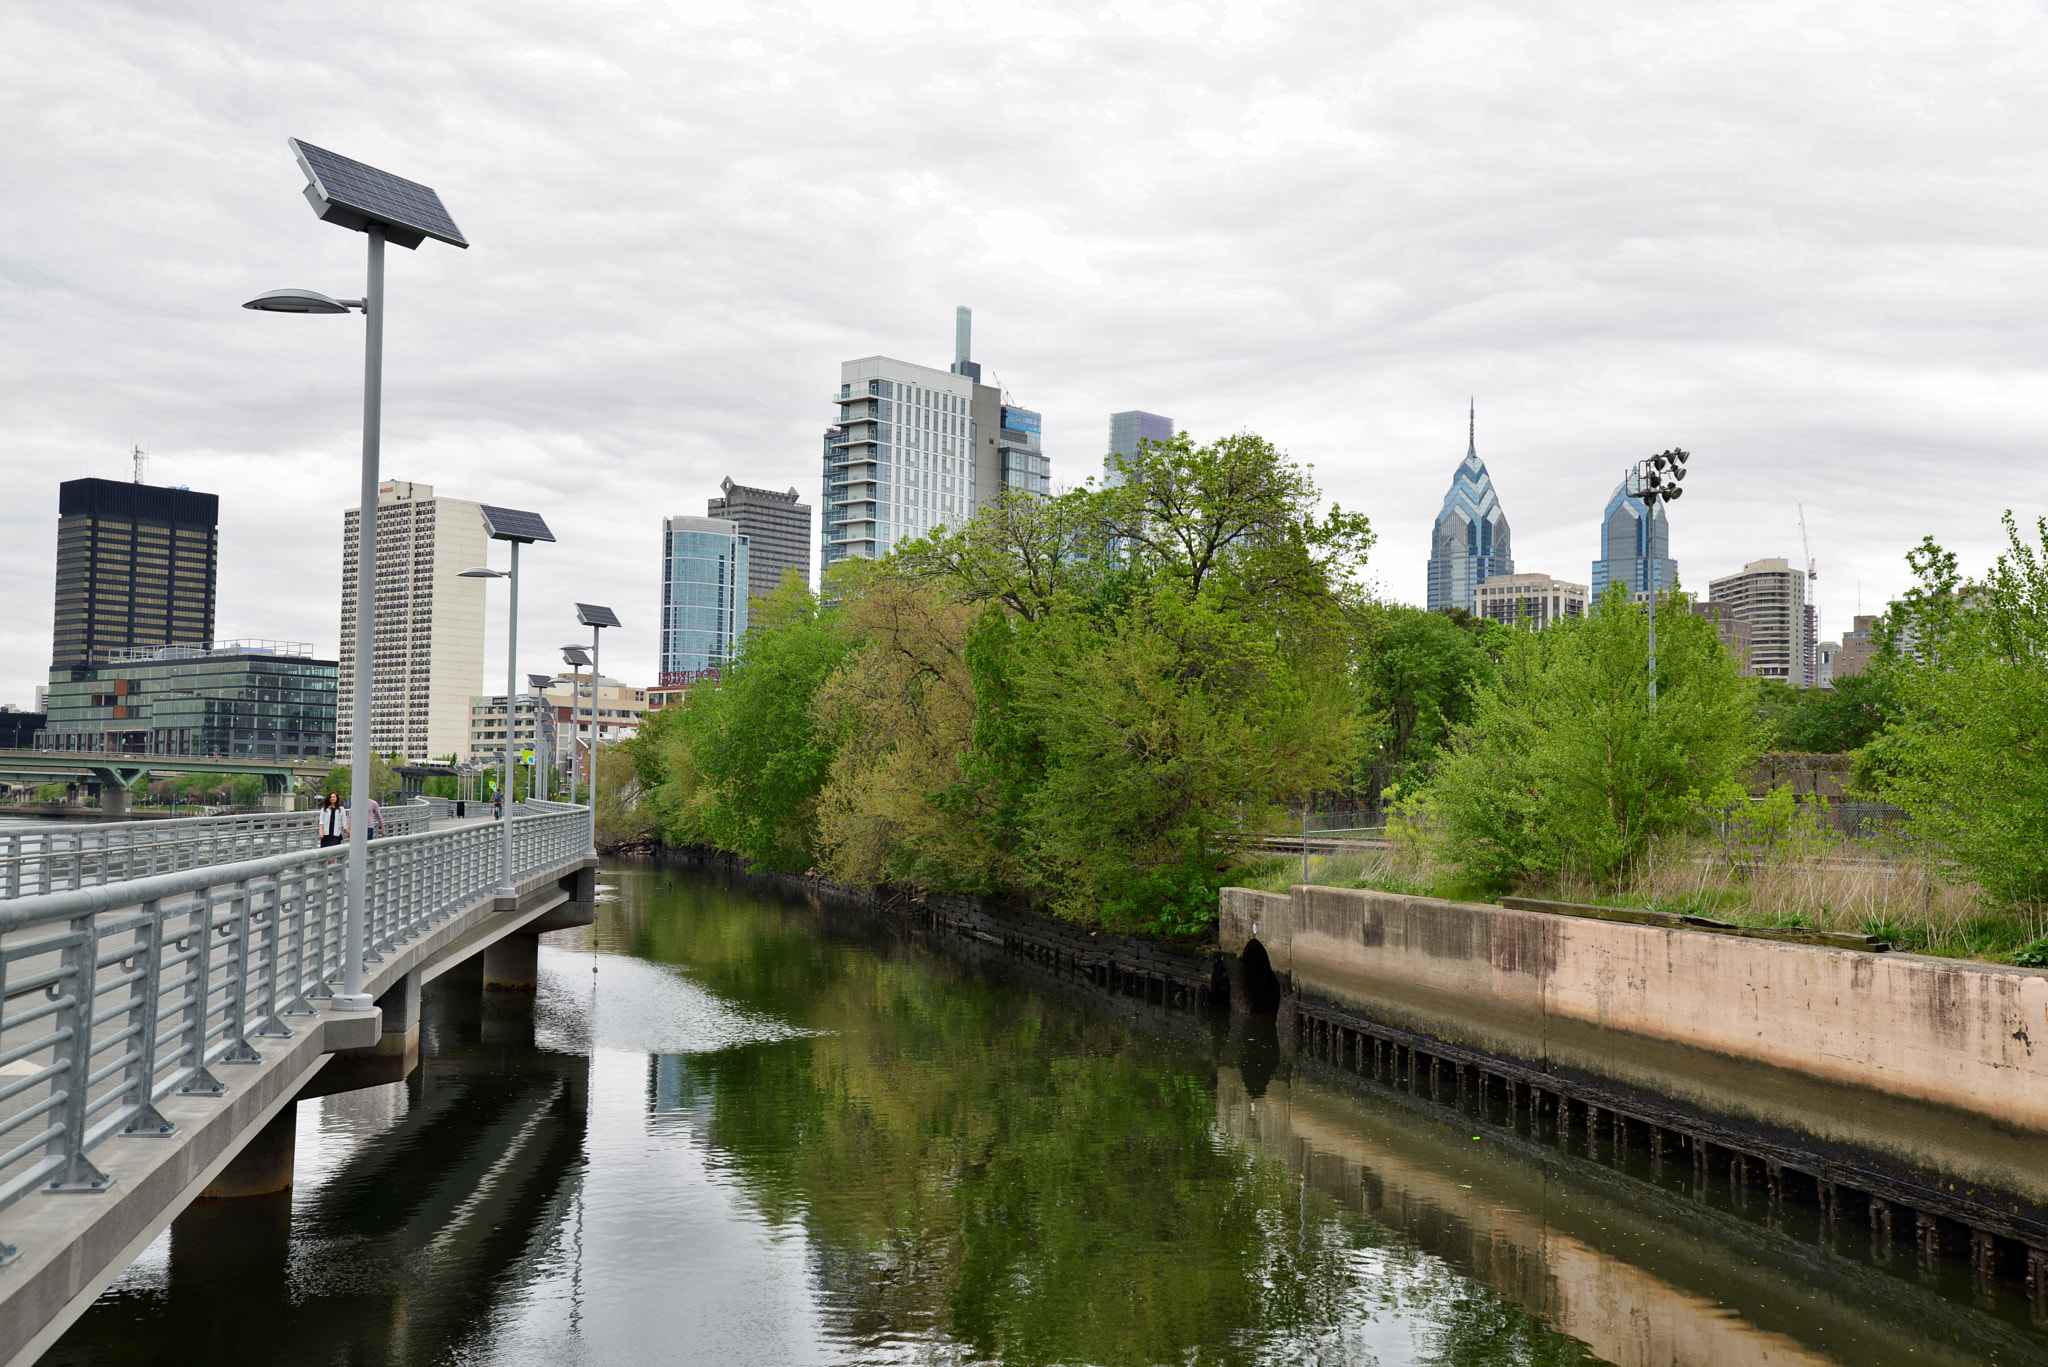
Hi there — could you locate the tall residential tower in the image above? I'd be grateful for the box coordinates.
[1425,405,1513,613]
[821,308,1048,581]
[337,479,488,762]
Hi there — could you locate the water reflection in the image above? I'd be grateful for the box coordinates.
[41,862,2048,1365]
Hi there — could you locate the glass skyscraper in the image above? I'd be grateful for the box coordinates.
[1425,408,1513,613]
[1104,410,1173,485]
[660,516,749,684]
[1590,480,1676,602]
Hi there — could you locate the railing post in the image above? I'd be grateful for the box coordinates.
[253,869,293,1039]
[217,879,262,1067]
[45,915,112,1192]
[119,898,177,1137]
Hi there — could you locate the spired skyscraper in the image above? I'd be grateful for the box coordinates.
[1425,404,1513,613]
[1590,480,1676,602]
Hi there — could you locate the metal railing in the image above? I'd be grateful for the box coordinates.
[0,801,593,1259]
[1,803,443,900]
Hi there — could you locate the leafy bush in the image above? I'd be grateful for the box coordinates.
[1425,585,1759,892]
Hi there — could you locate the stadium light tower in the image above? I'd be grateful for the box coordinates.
[243,139,468,1013]
[1624,448,1691,713]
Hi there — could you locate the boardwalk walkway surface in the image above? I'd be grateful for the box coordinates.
[0,798,595,1367]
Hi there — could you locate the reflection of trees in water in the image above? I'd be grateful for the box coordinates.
[644,880,1598,1366]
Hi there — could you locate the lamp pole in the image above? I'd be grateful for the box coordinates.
[467,507,556,906]
[342,227,384,1010]
[571,605,620,860]
[244,138,467,1015]
[1624,448,1690,714]
[500,541,520,897]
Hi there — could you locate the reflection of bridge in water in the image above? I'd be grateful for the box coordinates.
[0,802,597,1367]
[39,965,590,1367]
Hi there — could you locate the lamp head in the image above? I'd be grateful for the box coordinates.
[458,566,506,579]
[242,288,360,314]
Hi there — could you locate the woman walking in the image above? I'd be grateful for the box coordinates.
[318,791,348,848]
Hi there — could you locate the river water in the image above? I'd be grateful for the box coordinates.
[38,861,2048,1366]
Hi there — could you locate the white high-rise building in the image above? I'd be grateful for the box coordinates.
[338,479,488,762]
[821,307,1048,580]
[1709,557,1809,687]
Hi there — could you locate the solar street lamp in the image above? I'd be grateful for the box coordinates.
[560,645,592,805]
[1625,448,1691,713]
[244,138,467,1014]
[528,673,556,801]
[466,506,555,906]
[573,605,619,861]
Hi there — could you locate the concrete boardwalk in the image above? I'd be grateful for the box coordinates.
[0,802,595,1367]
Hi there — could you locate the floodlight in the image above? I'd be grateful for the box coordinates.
[242,288,361,314]
[290,137,469,251]
[479,505,556,544]
[459,565,507,579]
[576,603,621,629]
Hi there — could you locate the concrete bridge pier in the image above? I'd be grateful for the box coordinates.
[482,934,539,991]
[197,1106,299,1199]
[299,971,423,1098]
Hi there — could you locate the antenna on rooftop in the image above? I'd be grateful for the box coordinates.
[132,443,147,484]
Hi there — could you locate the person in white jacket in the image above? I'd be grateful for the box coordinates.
[318,791,347,847]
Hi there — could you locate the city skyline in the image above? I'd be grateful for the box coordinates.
[6,4,2048,706]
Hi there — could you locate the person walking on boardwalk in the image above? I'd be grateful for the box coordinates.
[318,791,347,847]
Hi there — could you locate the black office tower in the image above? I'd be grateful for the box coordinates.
[51,478,218,667]
[707,477,812,599]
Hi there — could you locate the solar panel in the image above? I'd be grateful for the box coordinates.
[290,138,468,251]
[527,674,555,692]
[479,505,556,543]
[576,603,622,629]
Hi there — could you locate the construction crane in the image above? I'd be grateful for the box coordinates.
[1799,504,1819,686]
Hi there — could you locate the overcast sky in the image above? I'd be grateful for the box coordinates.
[5,0,2047,708]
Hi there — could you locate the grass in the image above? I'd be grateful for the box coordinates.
[1231,828,2048,965]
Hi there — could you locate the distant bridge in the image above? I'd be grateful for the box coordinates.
[0,748,335,812]
[0,799,596,1366]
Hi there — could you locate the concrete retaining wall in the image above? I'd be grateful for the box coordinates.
[1219,884,2048,1215]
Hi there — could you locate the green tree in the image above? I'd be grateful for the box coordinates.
[1764,672,1892,753]
[230,774,266,807]
[1427,586,1760,891]
[631,576,851,870]
[1868,514,2048,908]
[317,751,398,803]
[1354,605,1500,790]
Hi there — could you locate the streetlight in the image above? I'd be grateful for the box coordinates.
[1625,448,1691,712]
[528,673,556,800]
[560,645,592,803]
[461,506,554,908]
[244,138,468,1014]
[574,604,619,860]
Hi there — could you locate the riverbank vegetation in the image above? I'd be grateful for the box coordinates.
[629,431,1372,936]
[624,432,2048,959]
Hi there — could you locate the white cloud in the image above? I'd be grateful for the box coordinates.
[4,0,2048,711]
